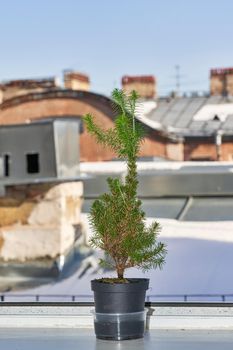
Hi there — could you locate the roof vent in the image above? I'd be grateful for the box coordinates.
[213,115,220,121]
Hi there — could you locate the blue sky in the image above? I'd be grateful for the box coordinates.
[0,0,233,96]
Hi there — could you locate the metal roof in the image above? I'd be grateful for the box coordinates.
[142,95,233,137]
[81,161,233,221]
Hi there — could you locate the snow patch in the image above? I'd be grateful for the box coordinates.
[193,103,233,122]
[80,161,233,174]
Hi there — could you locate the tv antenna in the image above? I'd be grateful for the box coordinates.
[175,65,181,95]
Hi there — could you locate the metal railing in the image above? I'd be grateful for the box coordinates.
[0,293,232,303]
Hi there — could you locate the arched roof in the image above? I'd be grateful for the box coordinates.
[0,89,114,114]
[0,88,175,143]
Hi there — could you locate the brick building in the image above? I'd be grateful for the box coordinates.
[0,89,170,161]
[0,70,233,161]
[0,77,59,103]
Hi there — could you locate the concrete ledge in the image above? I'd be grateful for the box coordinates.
[1,305,233,329]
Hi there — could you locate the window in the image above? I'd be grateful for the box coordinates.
[26,153,40,174]
[4,154,10,177]
[190,157,213,161]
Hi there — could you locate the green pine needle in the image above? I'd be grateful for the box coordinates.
[84,89,167,279]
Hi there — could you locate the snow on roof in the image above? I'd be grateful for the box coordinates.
[135,100,164,131]
[142,96,233,136]
[6,216,233,299]
[193,103,233,122]
[80,161,233,174]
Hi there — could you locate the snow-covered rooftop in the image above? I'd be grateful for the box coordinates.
[138,95,233,137]
[2,161,233,301]
[2,215,233,302]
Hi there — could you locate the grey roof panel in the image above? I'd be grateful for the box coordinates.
[203,120,222,132]
[206,95,224,104]
[189,121,206,130]
[138,172,233,197]
[175,97,207,128]
[141,198,186,219]
[222,115,233,129]
[83,198,186,219]
[161,98,193,126]
[148,99,176,122]
[83,165,233,199]
[182,197,233,221]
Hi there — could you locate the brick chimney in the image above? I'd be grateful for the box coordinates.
[0,78,59,101]
[210,67,233,96]
[0,86,3,104]
[64,71,90,91]
[121,75,156,98]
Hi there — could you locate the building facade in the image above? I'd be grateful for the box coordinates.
[0,71,233,161]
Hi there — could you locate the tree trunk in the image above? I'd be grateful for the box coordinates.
[117,267,124,279]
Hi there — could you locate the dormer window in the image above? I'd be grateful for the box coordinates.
[26,153,40,174]
[4,154,10,177]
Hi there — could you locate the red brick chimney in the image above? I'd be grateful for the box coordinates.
[64,71,90,91]
[210,67,233,96]
[0,78,59,101]
[122,75,156,98]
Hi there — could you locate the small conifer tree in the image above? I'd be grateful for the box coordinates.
[83,89,166,280]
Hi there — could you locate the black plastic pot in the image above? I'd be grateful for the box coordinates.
[91,278,149,340]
